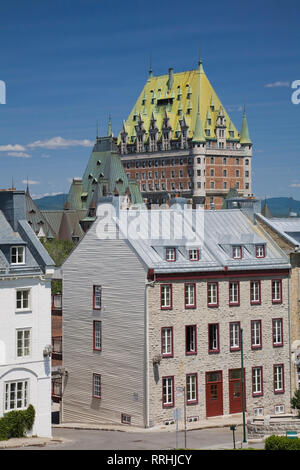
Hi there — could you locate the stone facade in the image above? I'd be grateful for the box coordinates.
[147,276,291,425]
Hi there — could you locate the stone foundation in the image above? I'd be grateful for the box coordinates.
[247,415,300,440]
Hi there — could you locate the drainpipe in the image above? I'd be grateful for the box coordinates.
[288,275,292,407]
[144,282,150,428]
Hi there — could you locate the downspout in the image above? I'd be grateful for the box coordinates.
[288,274,292,407]
[144,281,150,428]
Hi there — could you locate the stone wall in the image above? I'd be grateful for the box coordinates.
[248,416,300,440]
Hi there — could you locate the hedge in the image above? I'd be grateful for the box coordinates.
[265,434,300,450]
[0,405,35,441]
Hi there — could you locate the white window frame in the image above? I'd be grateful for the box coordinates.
[250,281,260,304]
[162,327,172,356]
[273,319,283,346]
[229,282,239,305]
[186,374,197,403]
[93,374,101,398]
[161,284,172,309]
[274,365,284,393]
[11,246,25,265]
[230,322,240,350]
[232,245,242,259]
[189,249,199,261]
[252,367,262,395]
[5,380,29,411]
[185,283,195,307]
[207,282,218,306]
[251,320,261,348]
[162,377,174,407]
[16,289,31,311]
[165,247,176,262]
[16,328,31,358]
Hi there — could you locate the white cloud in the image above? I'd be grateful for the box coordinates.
[41,153,51,159]
[28,136,94,149]
[22,179,40,185]
[7,152,31,158]
[0,144,26,152]
[290,183,300,188]
[265,81,290,88]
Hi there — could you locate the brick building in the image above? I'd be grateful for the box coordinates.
[118,60,252,209]
[60,201,291,427]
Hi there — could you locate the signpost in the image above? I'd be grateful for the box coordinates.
[176,386,187,448]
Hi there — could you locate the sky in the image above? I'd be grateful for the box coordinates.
[0,0,299,200]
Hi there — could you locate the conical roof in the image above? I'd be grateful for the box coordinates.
[240,107,252,145]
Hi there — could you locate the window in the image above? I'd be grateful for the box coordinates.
[251,320,262,349]
[223,169,227,177]
[208,324,220,353]
[223,182,227,189]
[272,280,282,303]
[166,247,176,262]
[186,374,198,404]
[252,367,263,396]
[162,376,174,408]
[207,282,218,307]
[274,365,284,393]
[189,249,199,261]
[229,281,240,306]
[186,325,197,355]
[229,322,240,351]
[256,245,265,258]
[235,170,240,177]
[93,374,101,398]
[93,321,102,351]
[5,380,28,411]
[93,285,102,310]
[185,283,196,308]
[250,281,261,305]
[11,246,25,265]
[16,329,31,357]
[161,284,172,310]
[232,246,242,259]
[16,289,30,311]
[210,169,214,176]
[121,413,131,425]
[210,181,214,189]
[161,327,173,357]
[272,318,283,347]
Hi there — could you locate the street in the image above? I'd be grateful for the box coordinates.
[8,425,264,451]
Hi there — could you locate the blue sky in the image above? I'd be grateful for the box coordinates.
[0,0,299,200]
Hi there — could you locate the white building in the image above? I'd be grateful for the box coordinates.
[0,190,55,437]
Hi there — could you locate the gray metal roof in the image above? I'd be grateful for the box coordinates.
[256,214,300,247]
[112,208,290,273]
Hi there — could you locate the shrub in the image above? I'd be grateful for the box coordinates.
[291,389,300,417]
[0,405,35,441]
[265,434,300,450]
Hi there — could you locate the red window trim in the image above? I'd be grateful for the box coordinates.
[208,323,220,353]
[207,282,219,308]
[229,281,240,306]
[256,244,266,258]
[93,320,102,351]
[184,282,197,309]
[93,285,102,310]
[229,321,241,351]
[272,318,284,347]
[160,284,173,310]
[250,280,261,305]
[92,373,102,399]
[251,319,262,350]
[185,324,197,356]
[162,376,175,408]
[232,245,242,259]
[188,249,200,261]
[252,366,263,397]
[165,247,176,262]
[272,279,282,304]
[273,363,285,394]
[186,373,198,405]
[161,326,174,358]
[121,413,131,425]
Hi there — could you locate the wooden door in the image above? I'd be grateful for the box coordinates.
[206,371,223,417]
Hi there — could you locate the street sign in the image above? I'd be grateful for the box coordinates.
[176,387,184,397]
[173,408,182,421]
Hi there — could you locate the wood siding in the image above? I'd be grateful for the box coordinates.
[62,220,147,426]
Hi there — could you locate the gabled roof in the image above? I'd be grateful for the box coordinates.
[25,187,55,238]
[256,214,300,248]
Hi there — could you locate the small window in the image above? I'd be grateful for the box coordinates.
[162,376,174,408]
[16,329,31,357]
[251,320,262,349]
[93,285,102,310]
[121,413,131,425]
[186,373,198,404]
[189,249,199,261]
[16,289,30,311]
[229,322,240,351]
[207,282,218,307]
[250,280,261,305]
[274,364,284,394]
[185,283,196,308]
[272,318,283,347]
[93,321,102,351]
[186,325,197,355]
[252,367,263,396]
[5,380,28,411]
[232,246,242,259]
[93,374,101,398]
[229,281,240,306]
[208,324,220,353]
[166,247,176,262]
[272,280,282,304]
[256,245,265,258]
[11,246,25,265]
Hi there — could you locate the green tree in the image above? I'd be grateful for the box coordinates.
[291,389,300,417]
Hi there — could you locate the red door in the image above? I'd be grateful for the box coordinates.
[229,369,246,414]
[206,371,223,417]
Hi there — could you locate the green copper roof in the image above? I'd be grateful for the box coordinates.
[239,107,252,145]
[193,98,206,143]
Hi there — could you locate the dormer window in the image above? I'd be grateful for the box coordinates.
[166,247,176,262]
[256,245,265,258]
[11,246,25,265]
[189,249,200,261]
[232,246,242,259]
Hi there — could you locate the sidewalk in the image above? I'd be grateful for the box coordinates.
[0,436,64,449]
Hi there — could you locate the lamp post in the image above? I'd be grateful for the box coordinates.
[241,328,247,445]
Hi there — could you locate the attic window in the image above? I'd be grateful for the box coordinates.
[11,246,25,265]
[166,247,176,262]
[232,246,242,259]
[189,249,200,261]
[97,160,101,166]
[256,245,265,258]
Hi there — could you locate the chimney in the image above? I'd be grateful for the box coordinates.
[0,190,26,231]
